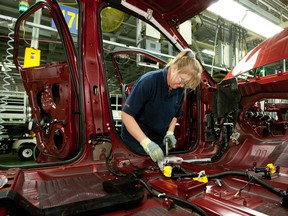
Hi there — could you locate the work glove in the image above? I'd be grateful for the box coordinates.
[163,131,177,149]
[140,137,164,162]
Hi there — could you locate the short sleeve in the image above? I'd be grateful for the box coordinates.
[122,77,153,117]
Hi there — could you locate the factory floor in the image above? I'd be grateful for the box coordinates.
[0,152,35,166]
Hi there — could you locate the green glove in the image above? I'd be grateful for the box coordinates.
[163,131,177,149]
[140,137,164,162]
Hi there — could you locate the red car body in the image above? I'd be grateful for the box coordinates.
[0,0,288,215]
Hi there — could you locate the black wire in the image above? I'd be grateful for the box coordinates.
[136,178,208,216]
[105,142,127,177]
[164,168,284,198]
[207,171,283,196]
[104,151,285,212]
[198,14,217,37]
[104,155,208,215]
[236,176,254,196]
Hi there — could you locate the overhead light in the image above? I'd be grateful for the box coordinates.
[202,49,215,56]
[240,11,282,38]
[207,0,283,38]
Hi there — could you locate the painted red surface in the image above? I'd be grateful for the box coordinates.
[225,28,288,79]
[1,0,288,215]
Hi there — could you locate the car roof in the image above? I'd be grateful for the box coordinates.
[225,28,288,79]
[119,0,218,27]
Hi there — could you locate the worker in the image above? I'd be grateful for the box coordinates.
[121,49,202,162]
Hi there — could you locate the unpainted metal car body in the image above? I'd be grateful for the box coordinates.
[0,0,288,215]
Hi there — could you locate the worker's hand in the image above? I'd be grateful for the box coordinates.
[140,137,164,162]
[163,131,177,149]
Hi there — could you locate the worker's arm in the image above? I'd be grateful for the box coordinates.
[164,117,178,149]
[121,111,146,142]
[121,111,164,162]
[167,117,178,133]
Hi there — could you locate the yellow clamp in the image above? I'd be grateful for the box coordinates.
[266,163,276,174]
[163,165,172,178]
[193,170,208,183]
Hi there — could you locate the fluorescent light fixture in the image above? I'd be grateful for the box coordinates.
[208,0,247,23]
[241,11,283,38]
[207,0,283,38]
[202,49,215,56]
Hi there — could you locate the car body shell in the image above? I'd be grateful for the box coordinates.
[0,0,287,215]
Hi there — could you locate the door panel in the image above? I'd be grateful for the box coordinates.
[13,1,79,161]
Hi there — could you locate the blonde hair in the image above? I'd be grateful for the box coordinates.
[166,49,202,89]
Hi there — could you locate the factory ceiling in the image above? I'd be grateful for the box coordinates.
[0,0,287,91]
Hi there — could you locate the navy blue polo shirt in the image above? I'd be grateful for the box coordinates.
[121,67,184,154]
